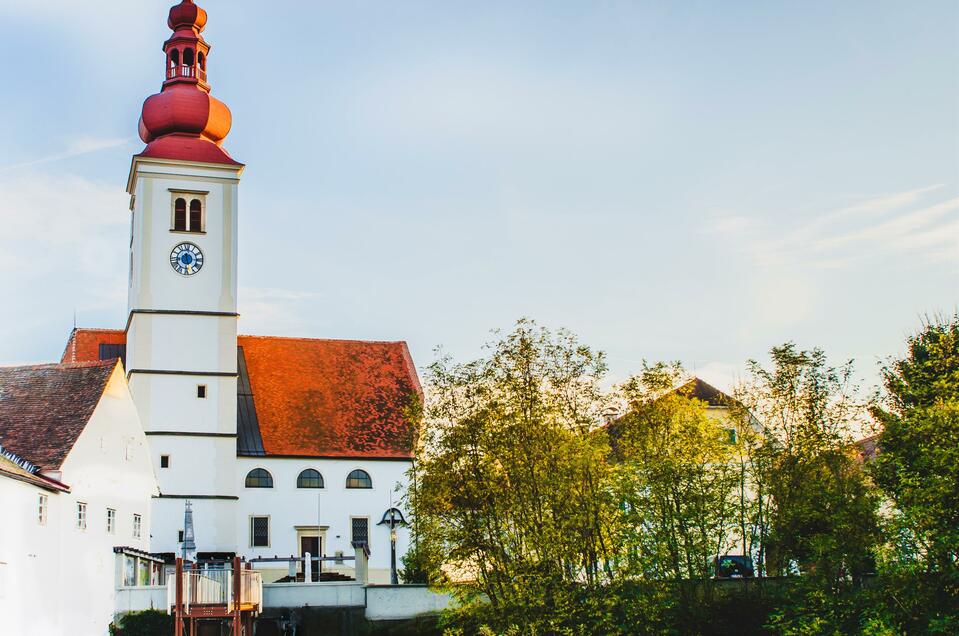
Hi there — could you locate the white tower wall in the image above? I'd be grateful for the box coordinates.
[126,157,243,555]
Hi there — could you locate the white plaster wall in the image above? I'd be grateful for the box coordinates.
[235,458,413,583]
[127,373,237,435]
[364,585,453,621]
[54,364,158,635]
[127,314,237,373]
[0,477,64,635]
[150,436,238,495]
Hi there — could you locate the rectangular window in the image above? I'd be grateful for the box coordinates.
[107,508,116,534]
[351,517,369,546]
[197,385,207,399]
[38,495,47,526]
[726,428,738,445]
[77,502,87,530]
[178,530,184,543]
[250,516,269,547]
[160,455,170,468]
[133,514,142,539]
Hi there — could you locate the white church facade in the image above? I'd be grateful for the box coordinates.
[59,0,418,584]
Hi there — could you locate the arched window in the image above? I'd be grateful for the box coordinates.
[183,48,195,70]
[245,468,273,488]
[189,199,202,232]
[173,198,187,231]
[345,469,372,489]
[169,49,180,78]
[296,469,324,489]
[198,52,206,70]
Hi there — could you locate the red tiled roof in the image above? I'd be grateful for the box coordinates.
[0,361,117,470]
[61,328,126,364]
[64,329,422,460]
[238,335,420,459]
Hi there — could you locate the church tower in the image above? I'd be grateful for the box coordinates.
[126,0,242,555]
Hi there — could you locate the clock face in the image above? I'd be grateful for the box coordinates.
[170,242,204,276]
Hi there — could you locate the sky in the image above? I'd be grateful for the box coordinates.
[0,0,956,393]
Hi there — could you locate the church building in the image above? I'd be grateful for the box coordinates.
[62,0,420,584]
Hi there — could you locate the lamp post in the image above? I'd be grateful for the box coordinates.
[377,507,407,585]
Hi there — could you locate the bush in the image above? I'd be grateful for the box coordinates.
[109,610,172,636]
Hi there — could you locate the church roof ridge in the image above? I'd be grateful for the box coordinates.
[238,334,411,347]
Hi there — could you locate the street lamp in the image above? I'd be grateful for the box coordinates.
[377,507,408,584]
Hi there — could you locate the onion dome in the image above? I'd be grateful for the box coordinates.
[136,0,240,166]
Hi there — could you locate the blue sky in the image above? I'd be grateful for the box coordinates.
[0,0,956,391]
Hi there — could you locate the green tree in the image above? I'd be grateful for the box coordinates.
[735,344,881,585]
[613,363,741,586]
[871,315,959,570]
[409,320,621,630]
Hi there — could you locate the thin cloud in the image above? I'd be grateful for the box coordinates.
[0,136,134,173]
[707,185,959,268]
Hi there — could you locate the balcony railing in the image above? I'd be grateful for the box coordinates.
[166,567,262,615]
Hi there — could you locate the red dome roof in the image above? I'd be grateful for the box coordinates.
[168,0,207,32]
[136,0,240,166]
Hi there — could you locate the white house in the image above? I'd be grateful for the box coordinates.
[60,0,420,584]
[0,360,158,636]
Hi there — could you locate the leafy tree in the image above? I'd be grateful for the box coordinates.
[735,344,881,585]
[612,362,741,586]
[871,315,959,570]
[408,320,620,630]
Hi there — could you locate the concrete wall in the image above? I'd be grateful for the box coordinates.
[115,586,167,613]
[264,582,366,608]
[364,585,452,621]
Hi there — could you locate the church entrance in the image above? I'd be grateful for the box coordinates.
[295,526,327,582]
[300,536,322,582]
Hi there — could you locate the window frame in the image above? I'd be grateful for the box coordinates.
[77,502,87,531]
[160,454,170,469]
[38,494,48,526]
[345,469,373,489]
[250,515,270,548]
[296,468,324,489]
[245,468,274,489]
[350,516,370,548]
[107,508,117,534]
[169,190,208,234]
[133,514,142,540]
[197,384,207,399]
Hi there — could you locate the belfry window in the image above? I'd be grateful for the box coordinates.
[172,194,204,233]
[173,198,187,231]
[183,48,195,77]
[189,199,202,232]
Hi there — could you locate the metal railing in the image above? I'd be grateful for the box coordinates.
[167,568,262,614]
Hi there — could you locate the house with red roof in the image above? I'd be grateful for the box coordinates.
[53,0,422,585]
[0,361,158,636]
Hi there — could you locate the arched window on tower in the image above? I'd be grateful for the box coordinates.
[183,48,195,77]
[189,199,202,232]
[197,52,206,81]
[169,49,180,79]
[173,198,187,231]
